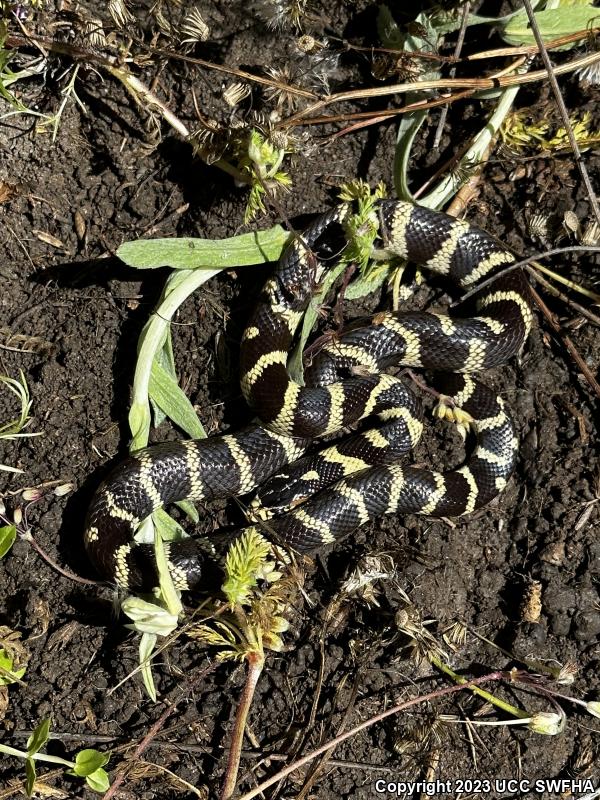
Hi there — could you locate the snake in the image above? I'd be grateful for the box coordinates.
[84,200,533,591]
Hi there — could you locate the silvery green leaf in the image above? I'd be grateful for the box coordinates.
[121,597,179,636]
[500,5,600,46]
[117,226,289,269]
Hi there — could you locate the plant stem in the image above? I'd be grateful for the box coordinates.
[429,655,530,719]
[129,269,219,450]
[235,672,505,800]
[0,744,74,768]
[220,650,265,800]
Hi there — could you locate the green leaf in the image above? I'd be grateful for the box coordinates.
[128,401,151,451]
[287,262,346,383]
[151,329,177,428]
[344,268,389,300]
[501,6,600,45]
[154,519,183,616]
[71,749,109,777]
[175,499,199,522]
[0,524,16,559]
[152,508,187,541]
[25,757,36,798]
[85,767,111,793]
[139,632,158,701]
[121,597,179,636]
[0,648,26,685]
[149,361,206,440]
[27,719,50,755]
[117,226,289,270]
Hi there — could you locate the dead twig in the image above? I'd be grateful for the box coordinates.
[527,268,600,328]
[235,672,506,800]
[527,284,600,400]
[281,49,600,127]
[521,0,600,226]
[432,1,471,150]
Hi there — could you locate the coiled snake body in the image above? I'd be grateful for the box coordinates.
[84,201,533,591]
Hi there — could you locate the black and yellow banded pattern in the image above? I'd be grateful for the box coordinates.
[84,201,533,591]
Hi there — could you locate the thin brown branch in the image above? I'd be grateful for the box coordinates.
[527,284,600,400]
[236,672,506,800]
[296,671,361,800]
[521,0,600,226]
[102,662,217,800]
[528,268,600,327]
[281,49,600,127]
[433,1,471,150]
[467,27,600,59]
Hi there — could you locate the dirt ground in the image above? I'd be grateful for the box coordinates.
[0,1,599,798]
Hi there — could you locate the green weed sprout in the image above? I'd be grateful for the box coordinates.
[239,129,293,223]
[0,646,26,686]
[0,719,110,795]
[0,370,42,474]
[188,528,294,799]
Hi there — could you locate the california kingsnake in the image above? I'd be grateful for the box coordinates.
[84,201,533,591]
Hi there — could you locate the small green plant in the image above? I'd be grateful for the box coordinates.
[188,528,295,799]
[501,109,600,152]
[0,523,16,558]
[0,370,42,473]
[36,64,86,142]
[238,129,293,223]
[0,719,110,796]
[0,644,26,686]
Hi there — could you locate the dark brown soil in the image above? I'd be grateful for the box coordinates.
[1,2,599,799]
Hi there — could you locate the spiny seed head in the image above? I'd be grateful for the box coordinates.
[108,0,135,28]
[576,60,600,86]
[264,65,300,113]
[252,0,310,31]
[223,82,252,108]
[442,621,467,646]
[556,661,578,685]
[180,6,210,44]
[82,18,107,49]
[581,220,600,246]
[527,213,551,241]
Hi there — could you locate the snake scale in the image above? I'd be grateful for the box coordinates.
[84,200,533,591]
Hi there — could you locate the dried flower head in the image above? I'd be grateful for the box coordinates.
[82,18,107,49]
[576,59,600,86]
[339,554,397,607]
[180,6,210,44]
[581,220,600,246]
[223,82,252,108]
[526,213,551,241]
[394,603,446,666]
[296,34,324,55]
[264,65,301,114]
[252,0,310,31]
[108,0,135,28]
